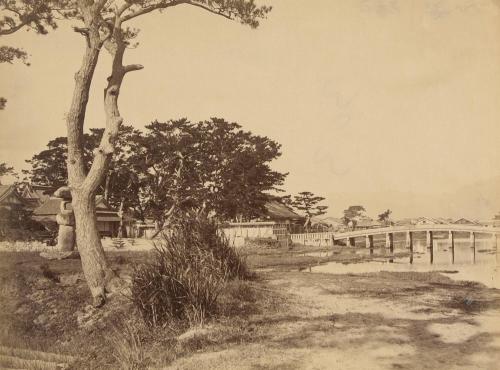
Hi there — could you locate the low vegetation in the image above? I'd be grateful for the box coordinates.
[1,236,499,369]
[131,214,251,327]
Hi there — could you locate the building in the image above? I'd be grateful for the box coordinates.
[20,184,57,210]
[453,218,480,226]
[493,212,500,228]
[261,200,305,223]
[395,216,449,226]
[33,195,122,237]
[356,218,383,230]
[222,200,304,246]
[0,185,25,211]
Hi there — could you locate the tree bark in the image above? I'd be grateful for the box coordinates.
[69,11,142,304]
[66,2,116,307]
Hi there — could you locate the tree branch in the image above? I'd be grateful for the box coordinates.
[183,1,233,21]
[123,63,144,73]
[121,0,186,23]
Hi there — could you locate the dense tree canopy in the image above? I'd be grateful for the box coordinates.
[25,118,286,225]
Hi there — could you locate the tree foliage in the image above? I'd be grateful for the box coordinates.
[289,191,328,217]
[24,125,142,211]
[25,118,286,225]
[129,117,286,225]
[0,162,15,184]
[378,209,392,223]
[342,205,365,225]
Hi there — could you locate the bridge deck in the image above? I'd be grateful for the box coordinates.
[333,224,500,240]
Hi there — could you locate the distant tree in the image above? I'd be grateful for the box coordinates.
[378,209,392,224]
[129,118,286,229]
[193,118,286,221]
[25,129,104,187]
[25,126,142,215]
[0,162,15,184]
[342,205,366,227]
[290,191,328,218]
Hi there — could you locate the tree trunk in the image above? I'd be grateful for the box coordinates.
[66,4,142,306]
[72,190,113,306]
[65,5,115,307]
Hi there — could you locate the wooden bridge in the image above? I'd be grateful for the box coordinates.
[291,224,500,250]
[334,224,500,247]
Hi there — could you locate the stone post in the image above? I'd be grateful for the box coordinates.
[54,186,76,252]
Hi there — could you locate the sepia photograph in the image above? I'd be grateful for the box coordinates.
[0,0,499,369]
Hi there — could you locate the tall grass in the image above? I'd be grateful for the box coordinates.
[108,321,147,370]
[130,213,250,327]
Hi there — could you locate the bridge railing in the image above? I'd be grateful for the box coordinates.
[333,224,500,240]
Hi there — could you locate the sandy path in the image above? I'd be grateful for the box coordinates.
[165,271,500,370]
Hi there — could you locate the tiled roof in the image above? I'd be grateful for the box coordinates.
[33,197,118,216]
[0,185,22,204]
[0,185,12,201]
[263,200,304,221]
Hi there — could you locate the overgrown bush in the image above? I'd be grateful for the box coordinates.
[131,213,250,327]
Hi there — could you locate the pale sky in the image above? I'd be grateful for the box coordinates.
[1,0,499,220]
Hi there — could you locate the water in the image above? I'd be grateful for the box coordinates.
[308,238,500,289]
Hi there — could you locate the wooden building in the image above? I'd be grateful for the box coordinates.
[33,195,121,237]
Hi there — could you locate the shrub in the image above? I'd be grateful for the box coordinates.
[131,213,250,327]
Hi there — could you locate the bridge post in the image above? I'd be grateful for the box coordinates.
[348,237,355,248]
[386,233,394,262]
[470,232,476,264]
[405,231,413,249]
[407,231,413,264]
[449,230,455,264]
[427,231,434,264]
[385,233,394,250]
[366,235,374,255]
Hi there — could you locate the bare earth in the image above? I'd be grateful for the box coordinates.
[166,270,500,370]
[1,250,499,369]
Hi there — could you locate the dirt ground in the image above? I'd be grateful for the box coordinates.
[1,249,499,369]
[165,270,500,370]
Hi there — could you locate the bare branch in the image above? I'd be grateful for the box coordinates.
[123,63,144,73]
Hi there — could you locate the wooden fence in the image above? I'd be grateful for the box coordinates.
[290,231,334,247]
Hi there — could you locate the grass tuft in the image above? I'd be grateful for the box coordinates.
[130,213,251,327]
